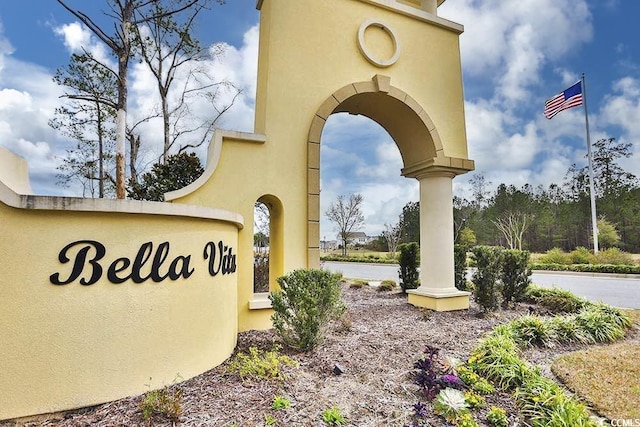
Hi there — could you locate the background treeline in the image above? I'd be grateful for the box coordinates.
[384,137,640,253]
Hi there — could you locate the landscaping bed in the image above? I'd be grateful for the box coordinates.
[4,283,638,426]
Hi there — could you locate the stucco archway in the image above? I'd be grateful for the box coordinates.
[307,75,474,310]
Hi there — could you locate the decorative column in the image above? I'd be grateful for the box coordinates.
[406,168,470,311]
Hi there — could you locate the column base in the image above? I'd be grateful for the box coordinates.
[407,287,471,311]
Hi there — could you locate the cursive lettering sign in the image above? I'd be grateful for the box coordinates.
[50,239,236,286]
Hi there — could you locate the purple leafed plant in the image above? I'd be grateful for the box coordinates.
[438,374,466,390]
[413,345,466,400]
[413,345,442,399]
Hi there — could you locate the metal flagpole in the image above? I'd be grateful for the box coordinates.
[582,73,599,254]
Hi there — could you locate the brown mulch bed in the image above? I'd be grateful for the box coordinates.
[4,283,639,427]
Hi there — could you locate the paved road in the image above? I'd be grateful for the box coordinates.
[323,261,640,309]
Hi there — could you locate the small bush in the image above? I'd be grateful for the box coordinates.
[524,285,589,313]
[321,406,346,426]
[569,247,594,264]
[471,246,503,313]
[272,395,291,410]
[378,279,397,292]
[349,279,367,289]
[539,248,571,265]
[594,247,635,265]
[500,249,531,307]
[140,384,183,423]
[337,309,353,332]
[398,242,420,292]
[227,346,298,380]
[486,406,508,427]
[270,269,345,351]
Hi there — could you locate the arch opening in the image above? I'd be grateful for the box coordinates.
[319,112,418,258]
[254,194,284,293]
[307,79,454,267]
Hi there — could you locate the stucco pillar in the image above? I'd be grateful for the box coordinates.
[406,170,470,311]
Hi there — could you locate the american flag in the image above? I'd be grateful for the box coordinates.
[544,81,583,119]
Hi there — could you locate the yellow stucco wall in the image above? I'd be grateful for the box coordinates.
[255,0,468,160]
[0,183,242,420]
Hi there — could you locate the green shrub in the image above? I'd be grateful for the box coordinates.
[270,269,345,351]
[398,242,420,292]
[378,279,397,292]
[140,384,183,423]
[529,263,640,274]
[528,263,572,271]
[471,246,503,313]
[500,249,531,307]
[539,248,571,265]
[454,244,468,291]
[227,346,298,380]
[524,285,589,313]
[594,247,635,265]
[569,247,594,264]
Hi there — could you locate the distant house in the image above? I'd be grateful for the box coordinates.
[344,231,374,246]
[321,239,338,251]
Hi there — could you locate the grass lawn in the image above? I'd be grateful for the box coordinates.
[552,309,640,421]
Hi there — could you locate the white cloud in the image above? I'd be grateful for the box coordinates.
[599,77,640,177]
[440,0,592,114]
[436,0,597,197]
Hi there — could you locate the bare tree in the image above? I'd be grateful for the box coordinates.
[325,194,365,257]
[133,1,237,162]
[382,221,401,254]
[57,0,210,198]
[492,212,531,250]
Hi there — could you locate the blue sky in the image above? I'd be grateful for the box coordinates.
[1,0,639,239]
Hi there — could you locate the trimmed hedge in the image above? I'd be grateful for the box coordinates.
[530,263,640,274]
[320,255,398,264]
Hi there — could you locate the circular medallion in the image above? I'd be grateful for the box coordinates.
[357,19,401,68]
